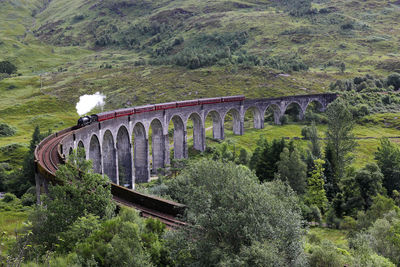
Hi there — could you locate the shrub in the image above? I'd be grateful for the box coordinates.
[0,123,16,137]
[341,22,354,30]
[301,126,311,139]
[21,192,36,206]
[0,61,17,74]
[280,114,288,125]
[2,192,17,203]
[341,216,357,230]
[386,73,400,90]
[310,206,322,224]
[308,241,348,267]
[72,14,85,23]
[326,207,341,229]
[308,232,321,244]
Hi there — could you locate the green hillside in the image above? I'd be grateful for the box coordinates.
[0,0,400,162]
[31,0,400,73]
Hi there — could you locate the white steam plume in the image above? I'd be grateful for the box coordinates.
[76,92,106,116]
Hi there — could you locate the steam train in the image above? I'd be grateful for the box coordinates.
[77,95,245,127]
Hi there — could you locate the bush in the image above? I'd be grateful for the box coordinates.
[326,207,341,229]
[2,192,17,203]
[262,54,309,72]
[310,206,322,224]
[386,73,400,90]
[308,241,349,267]
[341,216,357,230]
[280,114,288,125]
[308,232,321,244]
[301,126,311,139]
[341,22,354,30]
[0,61,17,74]
[0,123,16,137]
[21,192,36,206]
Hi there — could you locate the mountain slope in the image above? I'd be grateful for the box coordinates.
[1,0,400,159]
[31,0,400,73]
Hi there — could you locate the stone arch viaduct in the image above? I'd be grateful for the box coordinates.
[60,93,337,188]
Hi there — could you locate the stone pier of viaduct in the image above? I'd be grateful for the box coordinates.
[60,93,336,188]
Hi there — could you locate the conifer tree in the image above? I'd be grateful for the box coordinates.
[305,159,328,212]
[276,147,307,194]
[325,99,357,195]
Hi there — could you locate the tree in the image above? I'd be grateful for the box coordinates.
[338,168,363,217]
[167,159,307,266]
[237,148,250,165]
[305,159,328,212]
[23,126,49,186]
[308,122,321,159]
[0,60,17,74]
[212,142,233,162]
[340,62,346,73]
[249,136,267,171]
[252,137,287,182]
[3,126,49,197]
[386,73,400,90]
[73,208,165,267]
[355,163,384,211]
[325,99,357,194]
[20,149,115,257]
[375,138,400,196]
[323,144,336,201]
[276,147,307,194]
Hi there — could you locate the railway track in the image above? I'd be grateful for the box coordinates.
[35,127,186,228]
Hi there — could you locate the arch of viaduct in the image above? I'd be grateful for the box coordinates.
[60,93,337,188]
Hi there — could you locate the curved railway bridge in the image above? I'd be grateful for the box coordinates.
[34,93,336,227]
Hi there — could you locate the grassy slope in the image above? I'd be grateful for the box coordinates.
[0,0,399,165]
[0,0,90,163]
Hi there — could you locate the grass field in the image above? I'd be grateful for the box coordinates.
[307,227,349,248]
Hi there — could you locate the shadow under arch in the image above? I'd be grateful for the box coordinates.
[117,126,132,188]
[169,115,186,159]
[133,122,149,183]
[150,118,165,174]
[306,99,324,112]
[283,101,304,122]
[77,140,86,159]
[205,110,224,140]
[264,104,282,125]
[223,108,241,135]
[188,112,204,152]
[89,134,102,174]
[243,106,263,130]
[102,130,117,183]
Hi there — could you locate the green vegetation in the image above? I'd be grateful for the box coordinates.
[1,0,400,265]
[0,123,16,137]
[0,193,31,262]
[277,147,307,194]
[0,61,17,75]
[6,151,170,266]
[167,159,307,266]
